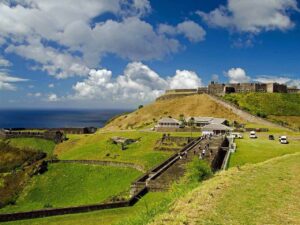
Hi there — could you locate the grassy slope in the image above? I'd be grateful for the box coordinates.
[150,153,300,225]
[229,131,300,167]
[104,94,244,130]
[223,93,300,129]
[7,138,56,156]
[0,163,141,213]
[55,131,171,170]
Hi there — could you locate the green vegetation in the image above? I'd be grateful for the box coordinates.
[55,131,171,170]
[150,153,300,225]
[7,138,56,156]
[229,132,300,168]
[186,157,212,182]
[1,192,166,225]
[223,93,300,129]
[0,163,141,213]
[0,141,46,172]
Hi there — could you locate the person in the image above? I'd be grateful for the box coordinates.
[202,149,206,158]
[199,153,202,160]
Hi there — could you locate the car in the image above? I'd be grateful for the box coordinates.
[279,136,288,144]
[249,131,257,139]
[269,135,275,140]
[231,132,243,139]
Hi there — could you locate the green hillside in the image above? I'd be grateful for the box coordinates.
[150,153,300,225]
[223,93,300,129]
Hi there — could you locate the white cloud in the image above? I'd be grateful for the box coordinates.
[27,92,42,97]
[158,20,206,42]
[72,62,202,104]
[254,75,300,88]
[198,0,299,33]
[226,68,251,83]
[48,93,59,102]
[48,83,54,88]
[0,58,11,67]
[168,70,202,89]
[0,1,201,79]
[5,38,90,79]
[0,72,28,91]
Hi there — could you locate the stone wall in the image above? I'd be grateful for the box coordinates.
[1,131,64,143]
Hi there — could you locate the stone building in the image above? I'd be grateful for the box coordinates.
[208,81,288,96]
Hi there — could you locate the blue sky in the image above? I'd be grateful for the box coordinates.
[0,0,300,109]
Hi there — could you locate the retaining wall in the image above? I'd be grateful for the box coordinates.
[0,187,148,222]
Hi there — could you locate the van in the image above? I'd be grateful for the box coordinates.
[279,136,288,144]
[249,131,257,139]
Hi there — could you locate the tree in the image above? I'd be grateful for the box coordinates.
[138,105,143,109]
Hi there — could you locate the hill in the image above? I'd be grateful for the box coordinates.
[223,93,300,129]
[104,94,244,130]
[150,153,300,225]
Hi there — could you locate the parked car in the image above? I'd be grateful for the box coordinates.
[231,132,243,139]
[279,136,288,144]
[269,135,275,140]
[249,131,257,139]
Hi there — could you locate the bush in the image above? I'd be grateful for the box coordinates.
[187,157,213,182]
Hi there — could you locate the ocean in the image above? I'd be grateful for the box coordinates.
[0,109,130,129]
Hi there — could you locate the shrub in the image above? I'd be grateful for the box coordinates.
[187,157,212,182]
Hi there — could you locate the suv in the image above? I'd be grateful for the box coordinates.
[279,136,288,144]
[249,131,257,139]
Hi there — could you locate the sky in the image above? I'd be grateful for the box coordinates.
[0,0,300,109]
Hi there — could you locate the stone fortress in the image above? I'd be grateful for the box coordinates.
[157,81,300,100]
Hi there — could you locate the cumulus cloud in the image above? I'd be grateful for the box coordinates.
[158,20,206,42]
[168,70,202,89]
[0,72,28,91]
[226,68,251,83]
[48,83,54,88]
[5,38,90,79]
[72,62,202,103]
[0,1,202,79]
[198,0,299,33]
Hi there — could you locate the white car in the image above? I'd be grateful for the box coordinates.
[249,131,257,139]
[231,132,243,139]
[279,136,288,144]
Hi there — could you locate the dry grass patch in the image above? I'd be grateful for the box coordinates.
[104,94,244,130]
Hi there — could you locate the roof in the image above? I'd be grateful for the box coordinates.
[158,117,180,124]
[186,117,226,124]
[202,123,233,131]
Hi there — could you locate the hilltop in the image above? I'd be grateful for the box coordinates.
[104,94,244,130]
[223,93,300,130]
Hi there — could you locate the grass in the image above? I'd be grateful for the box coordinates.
[104,94,244,130]
[228,131,300,168]
[223,93,300,129]
[0,163,141,213]
[7,138,56,156]
[55,131,171,170]
[1,157,210,225]
[150,153,300,225]
[1,192,166,225]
